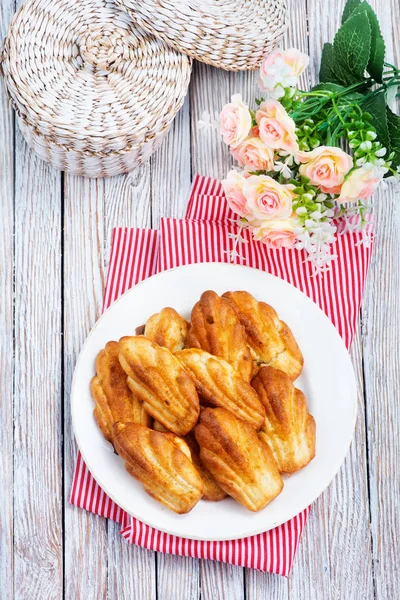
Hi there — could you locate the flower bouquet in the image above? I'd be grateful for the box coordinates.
[218,0,400,270]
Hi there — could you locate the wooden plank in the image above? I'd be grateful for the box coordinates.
[363,184,400,599]
[151,95,191,227]
[13,130,63,599]
[104,166,157,600]
[362,3,400,592]
[0,0,15,596]
[201,562,244,600]
[104,165,152,258]
[190,61,232,180]
[63,176,108,600]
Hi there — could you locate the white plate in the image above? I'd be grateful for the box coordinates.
[71,262,357,541]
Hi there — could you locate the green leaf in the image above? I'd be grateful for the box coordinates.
[312,82,346,93]
[342,0,361,23]
[362,91,391,151]
[347,2,385,82]
[312,82,365,101]
[386,107,400,169]
[319,43,342,84]
[333,11,372,85]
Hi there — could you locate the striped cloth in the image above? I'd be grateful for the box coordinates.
[70,175,373,576]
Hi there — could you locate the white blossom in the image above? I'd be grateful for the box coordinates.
[197,110,220,132]
[273,160,293,179]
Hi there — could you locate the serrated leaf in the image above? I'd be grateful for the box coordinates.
[386,107,400,169]
[342,0,361,23]
[348,2,385,82]
[333,12,372,85]
[362,92,391,151]
[319,43,342,84]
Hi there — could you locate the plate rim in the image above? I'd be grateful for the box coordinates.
[71,261,358,541]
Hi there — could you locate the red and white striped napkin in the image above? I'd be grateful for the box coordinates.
[70,175,373,576]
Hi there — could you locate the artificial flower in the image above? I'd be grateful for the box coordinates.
[221,170,251,217]
[230,137,274,171]
[338,162,388,203]
[256,100,299,154]
[243,174,293,221]
[298,146,353,193]
[259,48,309,98]
[253,218,298,249]
[220,94,252,148]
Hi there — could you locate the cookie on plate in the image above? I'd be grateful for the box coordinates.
[91,340,151,444]
[187,290,252,381]
[195,407,283,511]
[113,423,204,514]
[222,291,304,380]
[119,336,199,436]
[252,366,316,473]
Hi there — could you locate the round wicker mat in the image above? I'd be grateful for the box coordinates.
[1,0,192,176]
[116,0,288,71]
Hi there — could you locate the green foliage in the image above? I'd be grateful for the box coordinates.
[333,12,371,85]
[346,2,385,82]
[342,0,361,23]
[319,44,341,84]
[386,108,400,169]
[362,92,391,151]
[309,0,399,164]
[321,0,386,86]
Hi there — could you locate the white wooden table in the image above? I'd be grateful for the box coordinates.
[1,1,399,598]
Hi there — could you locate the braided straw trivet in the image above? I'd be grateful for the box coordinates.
[116,0,288,71]
[0,0,191,177]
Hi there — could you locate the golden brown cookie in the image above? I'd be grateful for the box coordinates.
[187,290,252,381]
[152,421,225,500]
[91,340,151,443]
[144,307,188,352]
[195,408,283,511]
[176,348,265,429]
[184,432,227,501]
[252,366,316,473]
[118,336,199,436]
[222,291,304,380]
[113,423,204,514]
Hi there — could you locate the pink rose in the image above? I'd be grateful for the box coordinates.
[252,219,297,249]
[338,163,386,203]
[260,48,309,98]
[243,174,293,221]
[298,146,353,193]
[231,137,274,171]
[256,100,299,154]
[220,94,252,148]
[221,170,251,217]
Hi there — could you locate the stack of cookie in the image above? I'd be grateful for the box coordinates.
[91,289,316,514]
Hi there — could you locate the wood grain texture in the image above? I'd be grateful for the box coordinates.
[63,176,108,600]
[363,185,400,600]
[3,0,400,596]
[362,2,400,597]
[151,95,191,227]
[0,0,14,596]
[13,130,63,600]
